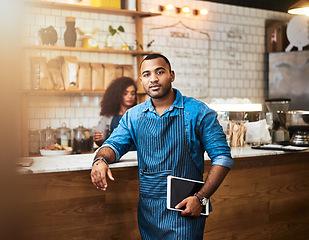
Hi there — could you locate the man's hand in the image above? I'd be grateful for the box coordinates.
[175,196,202,217]
[91,161,114,191]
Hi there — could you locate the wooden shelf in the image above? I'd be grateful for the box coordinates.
[26,0,161,18]
[24,44,155,56]
[21,0,152,157]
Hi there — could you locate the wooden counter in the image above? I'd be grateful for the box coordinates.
[18,151,309,240]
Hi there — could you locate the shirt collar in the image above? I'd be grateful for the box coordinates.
[142,88,184,113]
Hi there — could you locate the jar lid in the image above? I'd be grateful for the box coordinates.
[57,122,70,130]
[41,125,55,133]
[74,124,87,131]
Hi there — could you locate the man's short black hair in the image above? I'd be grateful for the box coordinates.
[140,53,171,72]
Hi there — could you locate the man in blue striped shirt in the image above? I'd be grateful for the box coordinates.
[91,53,233,239]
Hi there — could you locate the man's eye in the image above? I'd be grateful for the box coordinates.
[143,73,150,78]
[157,70,164,75]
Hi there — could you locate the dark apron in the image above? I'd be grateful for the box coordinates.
[136,108,206,240]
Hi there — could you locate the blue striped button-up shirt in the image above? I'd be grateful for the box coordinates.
[101,88,233,170]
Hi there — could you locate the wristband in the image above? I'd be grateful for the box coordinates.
[92,157,109,167]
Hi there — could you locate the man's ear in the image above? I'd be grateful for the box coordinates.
[170,70,175,82]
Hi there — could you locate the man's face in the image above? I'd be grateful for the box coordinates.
[140,57,175,99]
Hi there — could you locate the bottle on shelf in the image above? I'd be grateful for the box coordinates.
[64,17,77,47]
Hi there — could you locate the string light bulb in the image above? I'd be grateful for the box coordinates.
[165,4,174,11]
[181,6,191,14]
[200,8,208,15]
[159,4,208,16]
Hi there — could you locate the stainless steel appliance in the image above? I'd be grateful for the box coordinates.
[279,111,309,146]
[265,98,290,143]
[268,50,309,111]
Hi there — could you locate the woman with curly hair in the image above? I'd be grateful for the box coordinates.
[94,77,137,147]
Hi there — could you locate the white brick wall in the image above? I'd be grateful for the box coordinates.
[24,0,292,133]
[140,0,291,101]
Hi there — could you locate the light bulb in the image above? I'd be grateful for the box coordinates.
[165,4,174,11]
[200,8,208,15]
[181,6,190,14]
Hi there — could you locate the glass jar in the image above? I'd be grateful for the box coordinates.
[56,123,71,148]
[73,124,93,154]
[28,129,40,154]
[40,126,56,149]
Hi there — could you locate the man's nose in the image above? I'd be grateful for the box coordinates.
[150,74,158,82]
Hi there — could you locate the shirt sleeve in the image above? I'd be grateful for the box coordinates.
[199,106,233,169]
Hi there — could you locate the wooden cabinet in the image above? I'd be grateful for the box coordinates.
[17,152,309,239]
[21,0,160,156]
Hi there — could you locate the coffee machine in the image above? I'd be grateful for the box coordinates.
[265,98,290,143]
[279,111,309,146]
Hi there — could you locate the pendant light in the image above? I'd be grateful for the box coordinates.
[288,0,309,16]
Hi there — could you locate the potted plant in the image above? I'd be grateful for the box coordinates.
[127,40,144,51]
[133,40,144,50]
[105,25,128,49]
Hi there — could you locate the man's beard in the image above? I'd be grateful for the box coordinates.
[144,79,172,99]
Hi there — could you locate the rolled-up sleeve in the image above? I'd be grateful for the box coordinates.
[212,155,233,169]
[199,106,233,169]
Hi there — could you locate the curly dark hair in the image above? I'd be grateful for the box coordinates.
[100,77,137,117]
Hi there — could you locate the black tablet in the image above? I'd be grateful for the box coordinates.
[167,175,209,216]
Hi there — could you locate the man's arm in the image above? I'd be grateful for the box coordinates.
[176,165,230,217]
[91,147,116,191]
[198,165,230,198]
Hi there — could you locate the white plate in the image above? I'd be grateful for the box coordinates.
[40,149,72,156]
